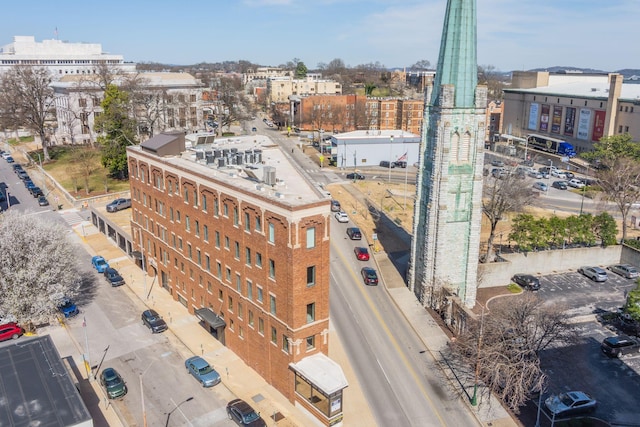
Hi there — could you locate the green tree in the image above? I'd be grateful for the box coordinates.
[94,84,138,178]
[581,133,640,164]
[592,212,617,247]
[624,284,640,321]
[295,61,308,79]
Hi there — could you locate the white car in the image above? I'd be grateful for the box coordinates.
[551,169,567,179]
[568,178,585,188]
[334,211,349,223]
[528,170,543,179]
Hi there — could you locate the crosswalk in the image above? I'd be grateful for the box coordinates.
[58,210,87,227]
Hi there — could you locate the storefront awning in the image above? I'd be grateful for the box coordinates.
[195,308,226,329]
[290,353,348,395]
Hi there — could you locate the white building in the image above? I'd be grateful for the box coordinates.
[0,35,135,78]
[331,130,420,168]
[51,72,205,144]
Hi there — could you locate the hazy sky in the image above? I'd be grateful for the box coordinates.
[2,0,636,72]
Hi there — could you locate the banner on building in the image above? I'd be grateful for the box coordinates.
[591,110,606,141]
[528,103,539,130]
[577,108,591,140]
[551,106,563,134]
[539,104,550,132]
[564,107,576,136]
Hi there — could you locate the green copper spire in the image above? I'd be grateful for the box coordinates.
[430,0,477,108]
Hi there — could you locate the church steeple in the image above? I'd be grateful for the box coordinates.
[430,0,477,108]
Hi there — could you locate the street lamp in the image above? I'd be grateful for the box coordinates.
[165,396,194,427]
[388,136,394,183]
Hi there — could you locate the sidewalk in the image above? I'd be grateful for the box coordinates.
[71,215,377,427]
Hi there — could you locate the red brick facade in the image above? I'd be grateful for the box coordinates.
[127,149,331,403]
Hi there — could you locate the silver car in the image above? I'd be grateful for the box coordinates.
[607,264,639,279]
[578,266,608,282]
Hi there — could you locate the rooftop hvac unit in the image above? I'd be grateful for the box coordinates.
[213,149,222,158]
[263,166,276,185]
[195,151,204,160]
[217,157,227,167]
[205,154,214,164]
[222,149,230,157]
[254,150,263,163]
[230,148,238,154]
[275,192,285,199]
[235,153,244,165]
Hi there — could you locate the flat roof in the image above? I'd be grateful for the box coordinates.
[290,353,348,395]
[130,134,328,206]
[0,335,92,427]
[505,81,640,101]
[333,130,420,141]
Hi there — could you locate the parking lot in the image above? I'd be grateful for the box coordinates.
[518,269,640,426]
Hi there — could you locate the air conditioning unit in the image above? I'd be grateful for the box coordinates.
[263,166,276,186]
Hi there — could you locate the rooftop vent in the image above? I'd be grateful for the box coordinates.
[263,166,276,186]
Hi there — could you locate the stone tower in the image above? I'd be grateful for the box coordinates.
[408,0,486,309]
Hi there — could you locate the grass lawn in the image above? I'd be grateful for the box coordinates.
[31,145,130,197]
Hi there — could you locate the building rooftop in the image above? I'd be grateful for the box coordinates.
[506,81,640,101]
[290,353,348,395]
[131,133,329,206]
[332,130,420,141]
[0,335,92,427]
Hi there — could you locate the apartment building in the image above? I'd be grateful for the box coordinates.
[0,35,135,77]
[502,71,640,154]
[51,72,205,144]
[127,132,347,426]
[267,76,342,103]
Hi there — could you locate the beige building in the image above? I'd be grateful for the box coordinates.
[502,71,640,154]
[267,76,342,103]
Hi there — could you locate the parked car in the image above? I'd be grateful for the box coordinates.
[17,170,29,180]
[354,246,370,261]
[379,160,395,168]
[334,211,349,223]
[37,195,49,206]
[601,335,640,358]
[346,172,365,180]
[1,152,11,160]
[520,159,534,167]
[511,274,540,291]
[0,322,23,342]
[58,298,79,318]
[533,182,548,192]
[5,156,14,163]
[104,267,125,287]
[361,267,379,286]
[564,171,575,180]
[91,255,109,273]
[100,367,127,399]
[185,356,221,387]
[330,200,341,212]
[544,391,597,417]
[251,127,257,132]
[346,227,362,240]
[393,160,407,168]
[551,169,567,179]
[491,168,507,179]
[551,181,567,190]
[226,399,266,427]
[106,198,132,212]
[141,309,168,333]
[528,170,543,179]
[29,186,43,197]
[12,164,24,172]
[607,264,639,279]
[491,159,505,167]
[568,178,585,189]
[578,266,608,282]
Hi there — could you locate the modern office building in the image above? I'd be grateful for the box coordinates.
[126,132,347,426]
[409,0,486,309]
[0,35,135,77]
[502,71,640,154]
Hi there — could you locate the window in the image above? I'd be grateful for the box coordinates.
[205,255,210,271]
[257,286,263,303]
[270,295,276,315]
[255,216,262,232]
[234,241,240,259]
[217,262,222,279]
[255,252,263,268]
[271,327,277,344]
[306,335,315,350]
[203,225,209,241]
[188,244,192,259]
[170,207,174,221]
[197,249,201,265]
[226,267,231,282]
[214,198,219,215]
[215,231,220,248]
[244,212,250,231]
[258,317,264,335]
[245,248,251,265]
[185,216,190,231]
[237,302,243,319]
[233,207,239,226]
[248,310,254,327]
[202,194,208,211]
[223,203,229,217]
[269,259,276,279]
[268,223,275,243]
[183,186,189,203]
[282,335,289,353]
[306,303,315,323]
[239,325,244,339]
[228,296,233,311]
[236,274,242,292]
[247,280,253,300]
[306,227,316,249]
[307,266,316,286]
[193,190,198,207]
[225,236,230,249]
[218,289,223,300]
[195,220,200,237]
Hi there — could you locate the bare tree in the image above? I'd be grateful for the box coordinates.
[71,147,99,194]
[0,210,81,326]
[0,66,55,160]
[448,293,573,412]
[482,172,535,262]
[215,75,252,131]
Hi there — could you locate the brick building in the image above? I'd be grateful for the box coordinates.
[126,132,347,426]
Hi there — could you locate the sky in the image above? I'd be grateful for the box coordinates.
[2,0,638,72]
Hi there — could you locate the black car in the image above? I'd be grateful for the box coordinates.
[17,170,29,180]
[12,164,23,172]
[520,159,534,167]
[37,195,49,206]
[512,274,540,291]
[141,309,168,333]
[346,172,365,180]
[552,180,567,190]
[104,267,125,287]
[346,227,362,240]
[601,335,640,358]
[361,267,379,286]
[226,399,266,426]
[29,186,43,197]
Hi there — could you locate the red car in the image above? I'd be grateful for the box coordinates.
[0,322,24,342]
[354,247,370,261]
